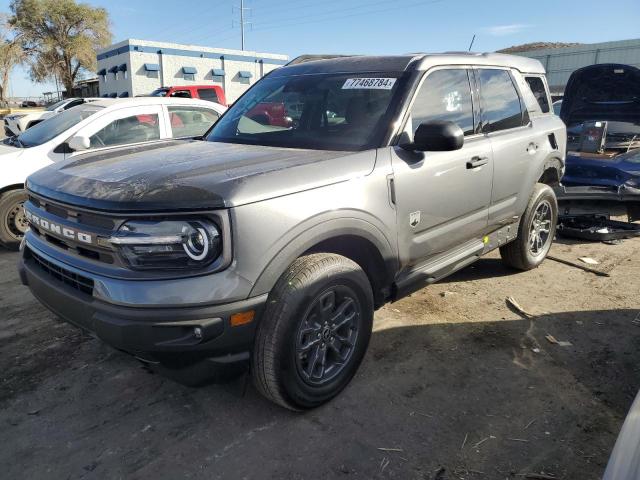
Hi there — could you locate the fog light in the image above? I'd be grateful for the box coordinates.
[230,310,255,327]
[193,327,203,339]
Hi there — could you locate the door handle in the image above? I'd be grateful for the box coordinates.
[467,156,488,169]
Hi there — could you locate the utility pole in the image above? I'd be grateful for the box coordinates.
[234,0,251,51]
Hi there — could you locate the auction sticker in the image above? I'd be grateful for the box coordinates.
[342,78,397,90]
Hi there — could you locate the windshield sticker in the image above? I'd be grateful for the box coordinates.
[342,78,397,90]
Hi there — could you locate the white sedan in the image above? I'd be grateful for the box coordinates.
[0,97,226,249]
[4,97,101,137]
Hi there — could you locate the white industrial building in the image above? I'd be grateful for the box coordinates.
[96,39,288,103]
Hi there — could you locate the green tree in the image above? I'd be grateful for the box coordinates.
[10,0,111,95]
[0,15,24,107]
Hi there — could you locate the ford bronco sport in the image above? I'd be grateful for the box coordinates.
[19,53,566,410]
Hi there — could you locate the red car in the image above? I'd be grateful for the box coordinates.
[148,85,226,106]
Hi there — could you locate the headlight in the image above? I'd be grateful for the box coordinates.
[8,114,27,120]
[109,219,222,270]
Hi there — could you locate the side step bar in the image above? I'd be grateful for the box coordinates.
[392,222,519,301]
[393,240,485,300]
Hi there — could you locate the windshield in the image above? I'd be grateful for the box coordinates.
[148,88,169,97]
[18,105,103,147]
[207,73,404,151]
[46,99,69,111]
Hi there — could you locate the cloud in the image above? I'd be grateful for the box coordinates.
[482,24,531,36]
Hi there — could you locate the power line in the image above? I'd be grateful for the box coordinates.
[150,0,234,41]
[252,0,444,32]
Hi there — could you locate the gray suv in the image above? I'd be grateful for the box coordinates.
[19,53,566,410]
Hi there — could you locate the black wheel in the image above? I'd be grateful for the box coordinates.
[252,253,374,410]
[0,188,28,250]
[500,183,557,271]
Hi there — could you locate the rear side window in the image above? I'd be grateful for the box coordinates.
[409,69,475,136]
[168,107,220,138]
[477,69,524,132]
[525,76,550,113]
[197,88,220,103]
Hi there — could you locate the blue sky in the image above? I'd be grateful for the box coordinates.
[4,0,639,97]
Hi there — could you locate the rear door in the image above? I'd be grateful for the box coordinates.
[475,68,543,229]
[391,67,493,268]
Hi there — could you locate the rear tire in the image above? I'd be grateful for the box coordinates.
[252,253,374,410]
[0,188,28,251]
[500,183,557,271]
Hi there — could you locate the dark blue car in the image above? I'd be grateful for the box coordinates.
[563,148,640,192]
[560,63,640,191]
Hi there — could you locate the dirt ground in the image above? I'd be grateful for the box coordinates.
[1,236,638,480]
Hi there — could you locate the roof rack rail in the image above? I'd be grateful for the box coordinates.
[286,54,355,66]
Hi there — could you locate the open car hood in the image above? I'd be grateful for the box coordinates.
[560,63,640,128]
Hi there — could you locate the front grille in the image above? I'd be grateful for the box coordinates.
[27,247,94,296]
[29,196,116,230]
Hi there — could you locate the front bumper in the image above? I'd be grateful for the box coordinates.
[19,242,267,371]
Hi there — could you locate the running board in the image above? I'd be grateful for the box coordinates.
[393,240,485,300]
[392,223,519,301]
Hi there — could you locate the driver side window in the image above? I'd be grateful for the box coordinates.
[90,114,161,148]
[409,69,476,136]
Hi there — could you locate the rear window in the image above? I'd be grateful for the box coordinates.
[169,90,192,98]
[197,88,220,103]
[525,76,550,113]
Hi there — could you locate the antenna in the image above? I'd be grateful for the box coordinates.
[468,34,476,52]
[233,0,252,51]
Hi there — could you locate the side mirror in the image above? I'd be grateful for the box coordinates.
[68,135,90,152]
[404,120,464,152]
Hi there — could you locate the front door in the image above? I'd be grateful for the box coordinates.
[391,68,493,269]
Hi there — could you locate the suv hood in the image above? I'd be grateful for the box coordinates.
[560,63,640,128]
[27,140,376,211]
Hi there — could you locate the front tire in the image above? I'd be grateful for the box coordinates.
[0,188,28,251]
[252,253,374,410]
[500,183,557,271]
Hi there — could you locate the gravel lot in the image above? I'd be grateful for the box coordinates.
[1,237,638,479]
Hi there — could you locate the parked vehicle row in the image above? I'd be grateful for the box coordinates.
[16,52,567,410]
[5,97,100,137]
[0,97,226,249]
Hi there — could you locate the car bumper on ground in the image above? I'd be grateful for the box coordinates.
[18,241,267,379]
